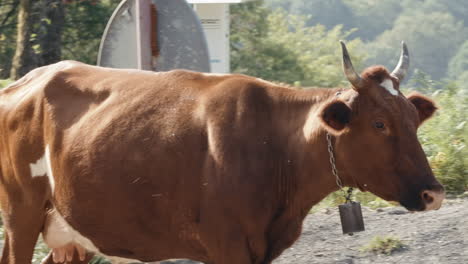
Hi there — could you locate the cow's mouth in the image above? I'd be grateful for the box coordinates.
[399,199,426,212]
[399,189,445,212]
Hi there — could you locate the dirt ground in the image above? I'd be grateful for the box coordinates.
[274,197,468,264]
[163,196,468,264]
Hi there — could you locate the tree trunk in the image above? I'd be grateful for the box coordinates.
[9,0,34,80]
[0,0,19,78]
[38,0,64,66]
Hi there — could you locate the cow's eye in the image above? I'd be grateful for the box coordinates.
[374,121,385,129]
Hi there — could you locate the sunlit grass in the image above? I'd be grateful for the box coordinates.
[33,237,49,264]
[310,188,395,213]
[0,79,12,89]
[361,235,407,255]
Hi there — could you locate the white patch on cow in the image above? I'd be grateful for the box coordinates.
[29,146,55,192]
[43,209,140,263]
[54,60,79,72]
[206,122,221,165]
[380,78,398,96]
[255,78,276,86]
[29,154,47,177]
[45,145,55,192]
[202,72,229,77]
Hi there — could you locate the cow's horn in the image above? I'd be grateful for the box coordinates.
[391,41,409,81]
[340,40,364,90]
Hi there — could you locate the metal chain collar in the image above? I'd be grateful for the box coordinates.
[326,133,353,203]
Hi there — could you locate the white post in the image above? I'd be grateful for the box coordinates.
[193,3,230,73]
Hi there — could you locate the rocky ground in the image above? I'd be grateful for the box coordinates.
[274,197,468,264]
[163,197,468,264]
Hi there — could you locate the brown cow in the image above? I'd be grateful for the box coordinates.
[0,41,444,264]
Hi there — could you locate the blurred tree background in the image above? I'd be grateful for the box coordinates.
[0,0,120,79]
[0,0,466,192]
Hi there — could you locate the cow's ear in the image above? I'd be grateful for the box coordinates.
[320,100,352,135]
[407,93,437,125]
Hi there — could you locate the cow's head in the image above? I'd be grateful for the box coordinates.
[319,41,445,211]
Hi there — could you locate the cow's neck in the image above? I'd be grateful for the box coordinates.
[270,87,345,218]
[262,87,346,254]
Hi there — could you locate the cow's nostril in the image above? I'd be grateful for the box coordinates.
[422,191,434,204]
[420,190,445,211]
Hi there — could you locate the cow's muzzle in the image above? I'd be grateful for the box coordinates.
[400,183,445,211]
[421,188,445,211]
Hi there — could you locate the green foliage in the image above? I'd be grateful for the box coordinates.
[366,11,466,80]
[408,75,468,193]
[342,0,402,40]
[230,2,306,84]
[0,1,19,78]
[353,192,395,209]
[361,235,406,255]
[231,5,364,87]
[90,256,112,264]
[448,40,468,80]
[61,0,119,64]
[400,0,468,26]
[266,0,357,32]
[455,71,468,87]
[266,0,468,82]
[33,237,50,264]
[0,0,120,77]
[311,189,394,214]
[0,79,12,88]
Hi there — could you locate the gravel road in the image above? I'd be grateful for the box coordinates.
[274,197,468,264]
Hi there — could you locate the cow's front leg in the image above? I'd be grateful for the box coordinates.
[210,240,256,264]
[202,220,266,264]
[0,199,46,264]
[262,216,304,263]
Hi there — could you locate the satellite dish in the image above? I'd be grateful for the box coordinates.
[97,0,210,72]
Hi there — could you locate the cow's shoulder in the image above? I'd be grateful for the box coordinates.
[0,61,89,159]
[200,73,289,112]
[0,60,80,100]
[40,62,113,130]
[2,61,111,130]
[193,74,289,134]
